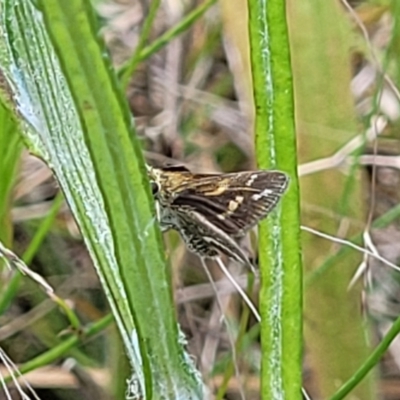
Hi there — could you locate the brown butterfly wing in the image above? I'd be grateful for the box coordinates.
[171,171,289,238]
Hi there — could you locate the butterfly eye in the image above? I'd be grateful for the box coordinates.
[151,182,159,195]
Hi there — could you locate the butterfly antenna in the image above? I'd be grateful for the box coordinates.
[214,258,260,322]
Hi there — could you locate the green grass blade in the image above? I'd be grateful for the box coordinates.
[4,314,114,383]
[0,104,21,246]
[0,1,204,398]
[120,0,161,90]
[330,314,400,400]
[118,0,217,81]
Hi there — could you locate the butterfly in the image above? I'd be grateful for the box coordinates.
[147,165,289,270]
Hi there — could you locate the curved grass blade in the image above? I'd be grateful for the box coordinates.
[0,1,205,398]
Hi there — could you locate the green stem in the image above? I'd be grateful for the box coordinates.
[4,313,114,383]
[330,314,400,400]
[117,0,217,79]
[248,0,302,398]
[0,193,64,315]
[120,0,161,90]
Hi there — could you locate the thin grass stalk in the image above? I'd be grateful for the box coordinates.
[0,194,63,315]
[120,0,161,90]
[0,103,22,314]
[0,104,21,246]
[118,0,217,81]
[3,314,113,383]
[330,313,400,400]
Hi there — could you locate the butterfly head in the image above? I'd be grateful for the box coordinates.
[146,165,162,197]
[146,164,191,202]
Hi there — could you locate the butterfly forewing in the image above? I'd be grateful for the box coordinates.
[171,171,288,238]
[147,166,289,268]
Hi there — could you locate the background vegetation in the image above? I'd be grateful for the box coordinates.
[0,0,399,399]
